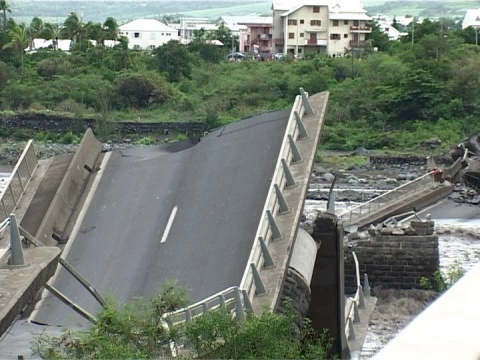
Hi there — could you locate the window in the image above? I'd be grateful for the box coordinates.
[310,20,321,26]
[333,20,339,26]
[300,19,304,24]
[344,34,348,38]
[288,19,297,25]
[133,44,140,50]
[298,48,302,53]
[161,33,165,36]
[353,20,359,26]
[313,6,320,13]
[150,32,156,40]
[148,45,155,50]
[330,33,341,40]
[134,32,140,38]
[300,33,304,38]
[288,32,295,39]
[344,20,349,25]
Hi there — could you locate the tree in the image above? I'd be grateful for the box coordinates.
[4,23,28,73]
[209,23,238,51]
[366,20,391,51]
[63,12,84,44]
[0,0,11,34]
[103,17,119,41]
[43,22,62,50]
[153,40,192,82]
[184,308,333,359]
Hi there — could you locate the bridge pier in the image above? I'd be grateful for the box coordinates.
[308,212,350,358]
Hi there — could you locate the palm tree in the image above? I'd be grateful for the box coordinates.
[103,17,119,42]
[63,12,84,43]
[85,21,105,46]
[5,23,29,73]
[28,16,43,50]
[44,22,62,50]
[0,0,12,33]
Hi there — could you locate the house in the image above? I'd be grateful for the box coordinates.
[118,19,178,50]
[376,20,407,41]
[175,18,218,43]
[462,9,480,29]
[272,0,371,57]
[217,16,273,55]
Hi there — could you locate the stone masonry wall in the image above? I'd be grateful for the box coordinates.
[0,114,205,136]
[344,223,439,293]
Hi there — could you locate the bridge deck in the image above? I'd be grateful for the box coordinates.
[32,110,290,327]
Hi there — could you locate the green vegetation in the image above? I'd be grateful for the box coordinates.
[420,261,465,292]
[34,284,332,359]
[1,7,480,151]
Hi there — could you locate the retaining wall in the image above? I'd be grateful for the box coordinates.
[344,229,439,293]
[0,114,205,136]
[35,128,102,246]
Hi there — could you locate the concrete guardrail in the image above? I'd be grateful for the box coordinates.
[35,128,103,246]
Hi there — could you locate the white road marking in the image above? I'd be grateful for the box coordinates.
[161,206,178,243]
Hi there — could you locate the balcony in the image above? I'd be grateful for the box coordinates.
[258,33,272,40]
[349,40,371,48]
[306,39,328,46]
[274,38,284,45]
[350,26,372,33]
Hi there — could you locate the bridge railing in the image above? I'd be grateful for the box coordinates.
[345,252,366,341]
[161,286,253,332]
[338,171,434,226]
[0,140,38,221]
[240,88,312,303]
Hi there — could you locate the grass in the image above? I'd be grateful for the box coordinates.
[316,152,370,170]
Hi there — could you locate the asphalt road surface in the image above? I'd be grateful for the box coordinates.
[32,110,290,327]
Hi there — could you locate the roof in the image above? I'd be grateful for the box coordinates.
[280,1,330,17]
[119,19,177,33]
[462,9,480,29]
[217,16,273,26]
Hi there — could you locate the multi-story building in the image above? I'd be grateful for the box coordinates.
[272,0,371,57]
[217,16,273,55]
[119,19,178,50]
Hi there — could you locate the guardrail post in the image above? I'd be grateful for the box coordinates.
[363,274,371,298]
[353,302,361,323]
[220,294,226,308]
[266,210,282,240]
[9,214,25,266]
[259,236,275,268]
[242,289,254,314]
[288,135,303,163]
[186,308,192,322]
[274,184,289,214]
[202,302,208,314]
[348,318,356,340]
[281,159,296,188]
[294,111,309,139]
[359,285,366,309]
[250,263,267,295]
[299,88,314,115]
[234,287,246,321]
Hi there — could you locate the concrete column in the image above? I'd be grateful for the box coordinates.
[308,212,349,359]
